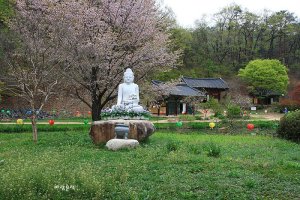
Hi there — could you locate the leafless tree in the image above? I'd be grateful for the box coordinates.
[5,1,62,143]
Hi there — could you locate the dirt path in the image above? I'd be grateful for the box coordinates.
[250,113,284,121]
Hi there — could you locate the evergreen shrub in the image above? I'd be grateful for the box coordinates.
[277,110,300,142]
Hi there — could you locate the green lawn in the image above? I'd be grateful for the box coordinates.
[0,130,299,199]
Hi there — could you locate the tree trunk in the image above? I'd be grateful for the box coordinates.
[31,114,38,143]
[91,66,102,121]
[92,97,101,121]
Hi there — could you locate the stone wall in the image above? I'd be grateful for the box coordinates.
[0,94,90,117]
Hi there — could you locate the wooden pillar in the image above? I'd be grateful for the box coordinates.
[175,100,178,115]
[166,102,169,116]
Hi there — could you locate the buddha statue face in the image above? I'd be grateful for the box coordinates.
[124,69,134,84]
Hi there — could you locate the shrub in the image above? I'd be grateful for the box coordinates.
[203,142,221,157]
[277,110,300,142]
[214,113,225,119]
[252,120,279,129]
[227,105,242,119]
[200,98,223,116]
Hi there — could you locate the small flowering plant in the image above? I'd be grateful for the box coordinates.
[101,107,150,120]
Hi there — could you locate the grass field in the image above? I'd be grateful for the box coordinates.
[0,129,299,199]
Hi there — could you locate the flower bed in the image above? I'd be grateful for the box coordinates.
[101,108,150,120]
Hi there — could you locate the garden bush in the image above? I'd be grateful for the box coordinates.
[277,110,300,142]
[214,113,225,119]
[227,105,242,119]
[188,122,211,129]
[208,98,223,114]
[252,120,279,129]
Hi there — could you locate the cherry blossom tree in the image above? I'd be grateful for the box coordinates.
[8,0,178,122]
[48,0,178,120]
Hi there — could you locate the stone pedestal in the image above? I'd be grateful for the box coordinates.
[89,119,155,144]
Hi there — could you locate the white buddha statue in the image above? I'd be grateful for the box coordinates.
[114,68,144,112]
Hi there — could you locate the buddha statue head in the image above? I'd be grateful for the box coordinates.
[124,68,134,84]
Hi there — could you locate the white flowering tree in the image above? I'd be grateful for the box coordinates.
[48,0,178,120]
[9,0,178,122]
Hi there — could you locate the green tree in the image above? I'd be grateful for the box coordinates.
[0,0,14,57]
[0,0,13,24]
[170,4,300,77]
[238,59,289,95]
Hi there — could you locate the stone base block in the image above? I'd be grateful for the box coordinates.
[106,139,139,151]
[89,119,155,144]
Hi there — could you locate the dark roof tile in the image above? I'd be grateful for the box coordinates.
[170,84,205,97]
[182,77,229,89]
[152,80,205,97]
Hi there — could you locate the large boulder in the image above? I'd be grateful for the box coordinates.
[89,119,155,144]
[106,139,139,151]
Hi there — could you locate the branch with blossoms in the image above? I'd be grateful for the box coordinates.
[140,79,180,109]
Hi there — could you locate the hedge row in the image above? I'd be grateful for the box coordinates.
[0,124,89,133]
[0,120,278,133]
[153,120,279,130]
